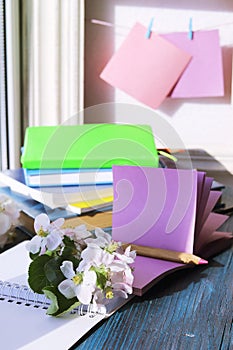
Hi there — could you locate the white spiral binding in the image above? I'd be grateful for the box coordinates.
[0,280,106,316]
[0,280,49,308]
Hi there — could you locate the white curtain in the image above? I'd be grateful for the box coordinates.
[3,0,21,169]
[2,0,84,169]
[23,0,84,127]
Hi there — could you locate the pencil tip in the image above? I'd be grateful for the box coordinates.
[199,258,208,265]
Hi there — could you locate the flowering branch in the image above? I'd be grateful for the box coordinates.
[26,213,136,316]
[0,194,20,248]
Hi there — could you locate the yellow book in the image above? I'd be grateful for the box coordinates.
[66,196,113,215]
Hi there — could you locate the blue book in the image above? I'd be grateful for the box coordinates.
[23,168,113,187]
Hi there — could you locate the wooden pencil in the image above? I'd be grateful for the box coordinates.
[122,243,208,265]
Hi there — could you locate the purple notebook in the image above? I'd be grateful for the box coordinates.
[112,166,231,295]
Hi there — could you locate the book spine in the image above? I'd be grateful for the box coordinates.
[0,280,106,316]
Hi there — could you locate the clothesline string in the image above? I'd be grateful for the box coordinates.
[89,18,233,33]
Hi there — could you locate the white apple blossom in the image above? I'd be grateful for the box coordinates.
[62,224,91,241]
[0,195,20,235]
[79,244,135,301]
[111,266,134,297]
[85,227,112,247]
[26,213,63,254]
[78,243,115,272]
[58,260,97,305]
[84,227,121,258]
[114,245,136,264]
[0,194,20,250]
[34,213,65,233]
[0,211,11,236]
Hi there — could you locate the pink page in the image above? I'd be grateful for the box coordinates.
[194,212,229,257]
[200,191,222,227]
[130,256,183,295]
[198,177,213,218]
[195,172,206,226]
[195,176,213,235]
[162,30,224,98]
[100,23,192,109]
[197,233,233,259]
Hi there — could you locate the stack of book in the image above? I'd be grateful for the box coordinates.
[1,124,158,215]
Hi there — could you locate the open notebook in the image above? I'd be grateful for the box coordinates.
[0,242,132,350]
[112,166,232,295]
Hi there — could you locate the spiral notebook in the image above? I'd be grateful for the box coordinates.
[0,242,132,350]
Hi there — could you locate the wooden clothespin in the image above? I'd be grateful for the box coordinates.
[145,17,154,39]
[188,17,193,40]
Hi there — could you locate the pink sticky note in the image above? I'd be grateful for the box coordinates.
[162,30,224,98]
[100,22,192,109]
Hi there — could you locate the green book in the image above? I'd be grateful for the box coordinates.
[21,124,159,169]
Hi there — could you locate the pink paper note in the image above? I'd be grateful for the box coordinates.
[100,23,192,109]
[162,30,224,98]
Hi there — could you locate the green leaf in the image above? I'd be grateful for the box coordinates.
[28,255,52,293]
[62,235,75,247]
[96,272,107,290]
[42,288,59,315]
[44,257,64,286]
[44,255,80,286]
[67,255,80,270]
[29,251,40,261]
[61,245,77,259]
[93,266,108,290]
[43,286,80,316]
[61,236,79,260]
